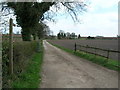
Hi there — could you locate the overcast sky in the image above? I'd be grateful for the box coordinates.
[46,0,119,37]
[1,0,119,37]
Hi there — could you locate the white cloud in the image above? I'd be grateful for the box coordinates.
[52,11,117,35]
[47,0,118,37]
[90,0,118,8]
[48,11,118,37]
[2,0,117,36]
[77,12,118,36]
[88,0,119,13]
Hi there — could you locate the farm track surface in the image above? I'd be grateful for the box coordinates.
[47,39,119,60]
[40,40,118,88]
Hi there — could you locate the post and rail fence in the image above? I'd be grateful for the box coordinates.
[74,43,120,60]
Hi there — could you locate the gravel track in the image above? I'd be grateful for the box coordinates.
[40,40,118,88]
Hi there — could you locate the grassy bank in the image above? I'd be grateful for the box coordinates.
[11,41,43,88]
[48,42,119,71]
[3,34,44,88]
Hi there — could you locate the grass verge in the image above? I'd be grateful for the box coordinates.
[48,41,119,71]
[12,41,43,88]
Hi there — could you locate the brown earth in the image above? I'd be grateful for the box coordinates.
[47,39,119,60]
[40,40,118,88]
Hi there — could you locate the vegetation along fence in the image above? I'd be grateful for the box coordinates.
[74,43,120,60]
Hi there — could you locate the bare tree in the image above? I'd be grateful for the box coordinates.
[1,1,88,40]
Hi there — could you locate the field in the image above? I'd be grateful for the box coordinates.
[47,39,119,60]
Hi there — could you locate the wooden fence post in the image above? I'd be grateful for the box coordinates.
[9,18,13,74]
[74,43,76,52]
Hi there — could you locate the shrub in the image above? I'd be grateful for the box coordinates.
[2,35,37,88]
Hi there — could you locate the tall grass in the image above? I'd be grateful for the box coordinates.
[2,35,43,88]
[12,51,43,88]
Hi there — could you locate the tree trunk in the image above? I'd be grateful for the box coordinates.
[21,28,31,41]
[32,33,36,40]
[33,36,36,40]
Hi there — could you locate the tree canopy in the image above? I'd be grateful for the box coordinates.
[1,1,87,41]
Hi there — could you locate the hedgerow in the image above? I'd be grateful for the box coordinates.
[2,35,38,88]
